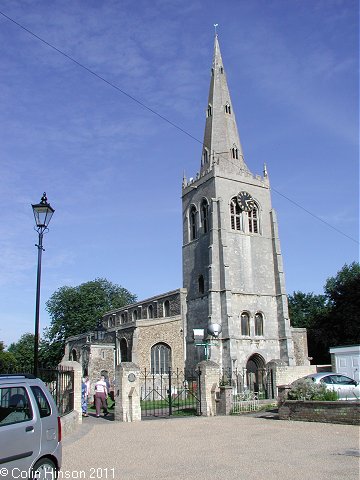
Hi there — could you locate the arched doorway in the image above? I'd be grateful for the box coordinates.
[246,354,266,396]
[120,338,128,362]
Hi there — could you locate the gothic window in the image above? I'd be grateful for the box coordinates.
[120,313,126,324]
[164,300,170,317]
[148,305,154,319]
[189,205,198,241]
[201,199,209,233]
[230,197,242,231]
[151,343,171,374]
[255,313,263,336]
[225,103,231,114]
[198,275,205,294]
[231,147,239,159]
[220,66,224,74]
[132,309,138,321]
[207,104,212,117]
[248,204,259,234]
[241,312,250,336]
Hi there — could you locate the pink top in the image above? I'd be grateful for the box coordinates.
[94,380,107,394]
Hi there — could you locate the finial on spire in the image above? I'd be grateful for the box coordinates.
[214,23,219,36]
[263,163,268,178]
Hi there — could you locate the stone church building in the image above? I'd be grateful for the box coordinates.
[64,34,312,395]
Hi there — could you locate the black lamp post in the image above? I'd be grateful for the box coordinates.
[32,193,55,377]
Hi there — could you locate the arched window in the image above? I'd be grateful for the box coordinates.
[225,103,231,114]
[231,147,238,159]
[120,313,126,324]
[198,275,204,294]
[230,197,242,231]
[248,205,259,234]
[132,310,138,321]
[148,305,154,319]
[163,300,170,317]
[207,104,212,117]
[71,349,77,362]
[220,66,224,74]
[203,149,209,165]
[201,199,209,233]
[151,343,171,374]
[241,312,250,336]
[255,313,263,336]
[120,338,128,362]
[189,205,198,241]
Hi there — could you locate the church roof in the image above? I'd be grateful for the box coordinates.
[200,34,250,175]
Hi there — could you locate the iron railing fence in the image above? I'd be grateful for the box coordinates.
[0,362,74,416]
[220,367,272,399]
[140,367,202,417]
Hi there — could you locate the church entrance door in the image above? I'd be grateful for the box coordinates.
[246,354,266,397]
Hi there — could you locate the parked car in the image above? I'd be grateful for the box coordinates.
[302,372,360,400]
[0,374,62,479]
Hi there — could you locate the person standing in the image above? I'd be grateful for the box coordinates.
[94,375,108,417]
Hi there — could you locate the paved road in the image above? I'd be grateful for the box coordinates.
[62,412,359,480]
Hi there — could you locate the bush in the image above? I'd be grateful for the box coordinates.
[287,378,338,401]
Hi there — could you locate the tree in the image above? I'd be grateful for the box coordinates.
[42,278,136,366]
[289,262,360,364]
[288,291,328,329]
[0,341,18,373]
[8,333,35,371]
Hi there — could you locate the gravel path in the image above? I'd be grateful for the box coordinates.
[62,413,359,480]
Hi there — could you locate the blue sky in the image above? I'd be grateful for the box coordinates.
[0,0,358,347]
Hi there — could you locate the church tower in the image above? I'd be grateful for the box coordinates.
[182,34,298,388]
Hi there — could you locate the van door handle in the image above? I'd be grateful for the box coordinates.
[25,426,34,432]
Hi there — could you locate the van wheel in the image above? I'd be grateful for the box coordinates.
[30,458,58,479]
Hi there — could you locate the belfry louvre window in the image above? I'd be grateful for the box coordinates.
[231,147,238,159]
[207,105,212,117]
[189,205,198,240]
[230,197,242,231]
[248,205,259,233]
[201,199,209,233]
[255,313,263,336]
[241,312,250,336]
[151,343,171,374]
[225,103,231,114]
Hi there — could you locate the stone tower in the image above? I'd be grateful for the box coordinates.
[182,34,297,389]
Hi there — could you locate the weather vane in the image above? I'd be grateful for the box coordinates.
[214,23,219,35]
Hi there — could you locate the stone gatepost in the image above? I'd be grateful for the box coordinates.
[217,386,233,415]
[114,362,141,422]
[60,360,82,424]
[197,360,220,416]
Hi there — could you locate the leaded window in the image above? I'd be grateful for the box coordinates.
[151,343,171,374]
[255,313,263,336]
[241,312,250,336]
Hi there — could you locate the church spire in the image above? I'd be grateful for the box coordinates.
[200,33,250,174]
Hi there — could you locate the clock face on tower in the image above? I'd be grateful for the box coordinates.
[237,191,254,212]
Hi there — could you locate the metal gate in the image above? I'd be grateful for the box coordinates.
[140,368,202,418]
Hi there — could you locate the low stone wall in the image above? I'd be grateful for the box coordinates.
[61,410,82,436]
[279,400,360,425]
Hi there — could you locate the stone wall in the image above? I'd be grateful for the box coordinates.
[279,400,360,425]
[132,317,184,371]
[88,345,115,394]
[291,328,310,366]
[273,365,316,389]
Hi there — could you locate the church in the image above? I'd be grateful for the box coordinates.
[64,34,311,396]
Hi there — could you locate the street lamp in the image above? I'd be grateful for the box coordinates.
[32,192,55,377]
